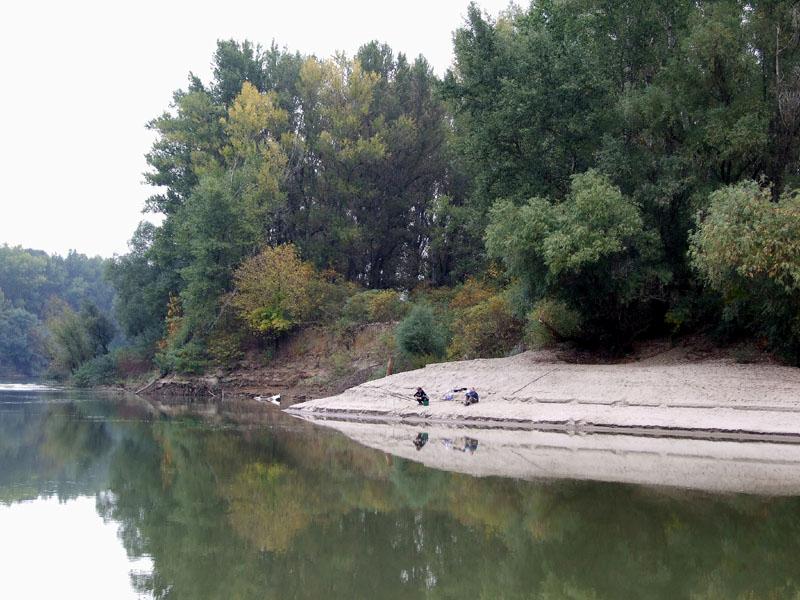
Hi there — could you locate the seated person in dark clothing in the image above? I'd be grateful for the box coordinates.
[414,387,429,406]
[463,388,479,406]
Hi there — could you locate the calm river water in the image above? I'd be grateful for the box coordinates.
[2,384,800,599]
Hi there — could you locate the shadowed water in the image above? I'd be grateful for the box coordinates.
[2,385,800,599]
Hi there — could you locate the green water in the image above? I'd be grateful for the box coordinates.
[2,385,800,599]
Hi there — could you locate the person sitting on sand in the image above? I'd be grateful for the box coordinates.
[414,387,429,406]
[464,388,479,406]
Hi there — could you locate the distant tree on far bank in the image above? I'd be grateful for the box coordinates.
[0,246,116,378]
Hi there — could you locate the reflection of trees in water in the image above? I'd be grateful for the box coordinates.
[0,399,113,503]
[92,416,800,600]
[4,395,800,599]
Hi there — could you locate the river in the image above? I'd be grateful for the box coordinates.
[2,384,800,599]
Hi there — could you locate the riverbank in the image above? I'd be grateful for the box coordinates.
[287,347,800,440]
[134,323,395,402]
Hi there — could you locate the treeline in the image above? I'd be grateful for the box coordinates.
[106,0,800,374]
[0,246,116,379]
[108,39,478,372]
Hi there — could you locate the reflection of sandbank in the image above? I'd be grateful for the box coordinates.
[292,414,800,495]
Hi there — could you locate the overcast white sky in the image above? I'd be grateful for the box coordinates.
[0,0,511,258]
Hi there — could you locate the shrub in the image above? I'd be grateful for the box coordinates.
[329,350,352,377]
[47,302,115,378]
[206,304,248,368]
[208,330,246,368]
[232,244,320,337]
[524,298,582,348]
[151,295,210,374]
[448,278,494,311]
[155,340,208,375]
[366,290,407,322]
[486,170,670,346]
[396,304,448,358]
[341,292,373,323]
[343,289,407,324]
[447,295,523,359]
[690,182,800,295]
[311,272,357,323]
[690,182,800,361]
[72,354,117,387]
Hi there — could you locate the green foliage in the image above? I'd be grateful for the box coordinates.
[47,303,115,379]
[231,245,320,337]
[108,38,481,373]
[525,299,583,349]
[152,296,208,374]
[106,222,175,349]
[0,245,114,316]
[156,340,208,375]
[447,294,523,359]
[395,304,448,358]
[690,182,800,361]
[0,297,46,376]
[487,170,669,346]
[105,4,800,367]
[342,289,407,324]
[206,309,248,369]
[72,354,118,388]
[0,246,116,376]
[690,183,800,294]
[445,0,800,349]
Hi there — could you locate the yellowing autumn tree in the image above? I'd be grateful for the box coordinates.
[231,244,320,336]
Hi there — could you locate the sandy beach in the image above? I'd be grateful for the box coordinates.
[287,350,800,439]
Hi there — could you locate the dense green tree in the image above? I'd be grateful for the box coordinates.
[0,246,113,316]
[0,246,116,376]
[396,303,449,357]
[47,302,115,378]
[445,0,800,347]
[487,171,670,345]
[0,292,45,376]
[106,222,175,349]
[111,38,477,368]
[690,181,800,360]
[106,3,800,368]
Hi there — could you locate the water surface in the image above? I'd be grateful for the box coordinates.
[2,385,800,599]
